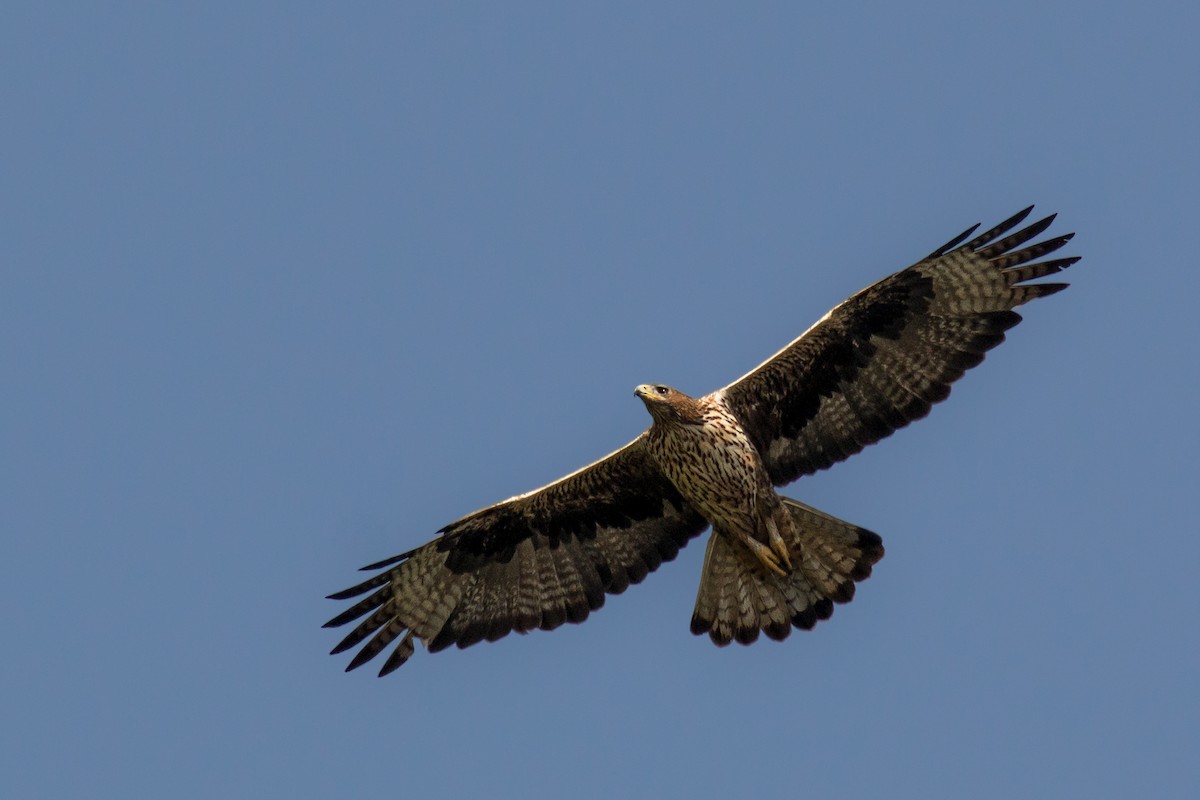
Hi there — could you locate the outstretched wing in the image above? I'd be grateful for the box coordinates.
[324,437,707,675]
[720,206,1079,485]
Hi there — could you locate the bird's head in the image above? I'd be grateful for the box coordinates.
[634,384,704,425]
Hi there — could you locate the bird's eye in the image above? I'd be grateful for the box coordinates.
[655,386,669,395]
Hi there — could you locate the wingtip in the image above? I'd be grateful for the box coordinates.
[376,632,416,676]
[1026,211,1058,235]
[345,648,376,672]
[996,205,1036,235]
[926,222,981,259]
[377,657,405,677]
[1034,282,1070,298]
[359,548,417,572]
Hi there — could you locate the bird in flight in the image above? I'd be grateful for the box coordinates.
[325,206,1078,676]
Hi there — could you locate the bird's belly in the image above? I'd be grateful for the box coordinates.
[650,429,767,528]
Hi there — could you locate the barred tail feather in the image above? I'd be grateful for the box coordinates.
[690,498,883,646]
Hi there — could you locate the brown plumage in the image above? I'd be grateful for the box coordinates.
[325,206,1078,674]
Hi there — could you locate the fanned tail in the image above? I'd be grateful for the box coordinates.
[690,498,883,646]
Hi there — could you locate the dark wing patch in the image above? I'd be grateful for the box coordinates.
[324,437,708,675]
[720,207,1079,485]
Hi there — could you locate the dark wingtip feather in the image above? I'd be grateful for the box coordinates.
[1014,230,1074,255]
[964,205,1036,251]
[331,638,358,657]
[1026,282,1070,299]
[1001,255,1080,285]
[326,584,372,602]
[377,658,403,677]
[377,634,415,676]
[344,617,412,673]
[359,549,414,571]
[1047,255,1082,271]
[973,215,1051,261]
[325,571,390,601]
[324,585,392,629]
[345,647,376,671]
[925,222,981,259]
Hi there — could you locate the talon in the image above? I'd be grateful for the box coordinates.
[769,534,793,571]
[748,539,789,577]
[763,517,793,571]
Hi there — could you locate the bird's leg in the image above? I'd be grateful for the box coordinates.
[763,515,794,572]
[745,538,789,578]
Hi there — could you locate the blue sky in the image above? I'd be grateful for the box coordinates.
[3,3,1197,798]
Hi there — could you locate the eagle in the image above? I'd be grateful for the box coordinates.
[325,206,1078,676]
